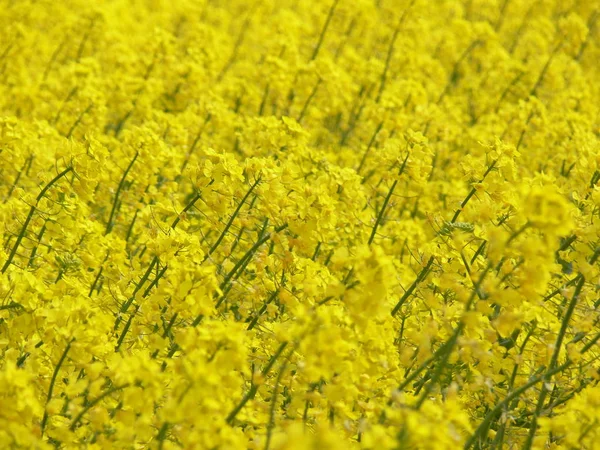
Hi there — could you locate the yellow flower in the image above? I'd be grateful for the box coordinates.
[523,186,574,235]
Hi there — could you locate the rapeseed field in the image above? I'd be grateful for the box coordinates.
[1,0,599,448]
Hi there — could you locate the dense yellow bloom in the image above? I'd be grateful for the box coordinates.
[1,0,600,448]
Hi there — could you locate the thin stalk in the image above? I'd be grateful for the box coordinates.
[530,40,563,98]
[494,324,537,448]
[216,223,288,308]
[69,383,130,431]
[2,166,73,273]
[205,178,261,260]
[356,120,384,175]
[450,160,496,223]
[297,79,321,123]
[106,152,138,235]
[65,103,93,139]
[217,4,256,81]
[247,289,280,331]
[115,305,139,351]
[415,265,490,405]
[436,40,482,105]
[391,256,435,317]
[265,359,290,450]
[368,153,410,246]
[156,422,170,450]
[226,342,288,424]
[171,192,201,230]
[376,0,415,103]
[4,156,31,203]
[27,221,47,267]
[464,362,571,449]
[41,339,74,435]
[310,0,340,61]
[522,275,585,449]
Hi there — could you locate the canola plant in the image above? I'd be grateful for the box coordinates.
[1,0,600,448]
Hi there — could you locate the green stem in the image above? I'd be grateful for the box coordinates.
[206,178,261,259]
[41,339,74,435]
[521,275,585,450]
[451,160,496,224]
[247,289,280,331]
[310,0,339,61]
[264,359,290,450]
[368,152,410,246]
[2,166,73,273]
[356,120,384,175]
[226,342,288,425]
[171,192,201,230]
[376,1,415,103]
[106,152,138,235]
[464,363,570,449]
[391,256,434,317]
[69,383,130,431]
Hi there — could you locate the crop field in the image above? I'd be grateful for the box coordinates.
[1,0,600,448]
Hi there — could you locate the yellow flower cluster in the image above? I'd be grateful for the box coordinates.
[1,0,600,448]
